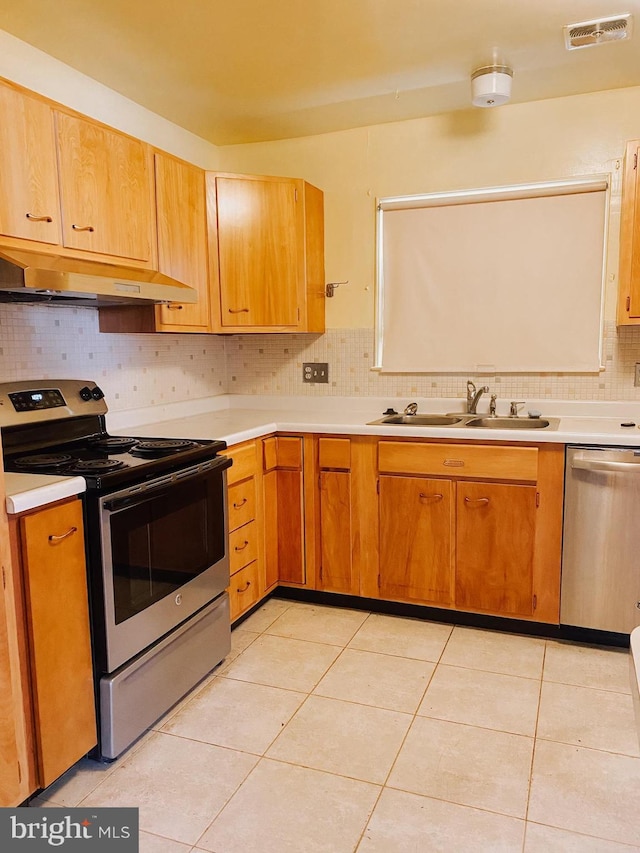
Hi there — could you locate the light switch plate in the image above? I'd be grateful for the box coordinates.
[303,363,329,383]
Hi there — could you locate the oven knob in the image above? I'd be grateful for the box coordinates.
[175,594,183,606]
[79,385,93,401]
[91,386,105,400]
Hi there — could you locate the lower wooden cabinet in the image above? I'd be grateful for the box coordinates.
[379,475,454,605]
[226,432,564,627]
[9,498,97,791]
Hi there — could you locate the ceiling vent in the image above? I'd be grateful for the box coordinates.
[564,14,632,49]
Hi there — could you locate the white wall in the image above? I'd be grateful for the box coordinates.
[217,86,640,330]
[0,29,221,169]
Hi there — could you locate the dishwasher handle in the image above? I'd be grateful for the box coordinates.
[572,456,640,474]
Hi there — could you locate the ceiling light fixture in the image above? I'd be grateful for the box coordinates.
[471,65,513,108]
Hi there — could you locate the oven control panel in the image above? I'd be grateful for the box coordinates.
[8,388,66,412]
[0,379,108,427]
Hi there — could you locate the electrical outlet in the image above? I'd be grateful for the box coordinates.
[303,362,329,383]
[635,363,640,387]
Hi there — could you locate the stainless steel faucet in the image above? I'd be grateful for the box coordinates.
[509,401,525,417]
[404,402,418,416]
[466,381,490,414]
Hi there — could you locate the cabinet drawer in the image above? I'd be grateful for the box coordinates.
[319,437,350,470]
[228,479,256,532]
[378,441,538,482]
[229,521,259,574]
[229,561,261,622]
[224,442,256,486]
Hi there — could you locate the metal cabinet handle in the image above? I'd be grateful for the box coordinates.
[234,540,249,551]
[26,212,53,222]
[464,497,490,505]
[71,224,95,232]
[233,498,248,508]
[228,308,249,314]
[419,493,443,501]
[443,459,465,467]
[166,304,184,310]
[237,580,251,593]
[48,526,78,543]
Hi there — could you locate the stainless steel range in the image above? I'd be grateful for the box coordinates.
[0,379,232,760]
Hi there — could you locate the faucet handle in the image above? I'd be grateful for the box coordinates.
[489,394,497,416]
[404,402,418,416]
[509,401,525,417]
[466,380,476,400]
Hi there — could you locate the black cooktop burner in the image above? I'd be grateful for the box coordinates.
[130,439,198,457]
[88,436,138,452]
[68,459,127,474]
[15,453,74,469]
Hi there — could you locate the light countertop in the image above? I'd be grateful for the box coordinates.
[6,393,640,513]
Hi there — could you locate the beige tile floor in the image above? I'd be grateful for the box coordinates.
[31,598,640,852]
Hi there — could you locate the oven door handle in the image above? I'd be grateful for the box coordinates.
[103,455,232,513]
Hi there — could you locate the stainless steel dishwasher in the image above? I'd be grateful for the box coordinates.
[562,446,640,634]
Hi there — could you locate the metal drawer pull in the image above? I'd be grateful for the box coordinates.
[419,493,443,501]
[443,459,465,467]
[464,497,490,505]
[26,212,53,222]
[235,540,249,551]
[233,498,248,508]
[237,580,251,593]
[48,526,78,543]
[71,223,95,232]
[166,304,184,310]
[228,307,249,314]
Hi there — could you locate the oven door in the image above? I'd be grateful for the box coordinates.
[99,457,230,672]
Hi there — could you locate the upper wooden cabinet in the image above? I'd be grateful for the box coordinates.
[153,152,210,332]
[0,80,61,245]
[618,140,640,325]
[207,173,325,333]
[55,112,155,263]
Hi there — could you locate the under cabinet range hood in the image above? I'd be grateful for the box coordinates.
[0,251,197,308]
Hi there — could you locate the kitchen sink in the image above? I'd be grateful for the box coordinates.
[369,413,560,430]
[465,416,557,429]
[372,414,465,426]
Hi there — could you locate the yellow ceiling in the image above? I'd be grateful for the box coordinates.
[1,0,639,145]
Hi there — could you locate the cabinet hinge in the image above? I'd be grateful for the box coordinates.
[532,593,538,611]
[535,491,540,508]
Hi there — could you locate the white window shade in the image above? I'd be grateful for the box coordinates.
[376,178,608,373]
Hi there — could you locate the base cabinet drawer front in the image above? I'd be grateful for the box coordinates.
[379,475,454,605]
[229,562,261,622]
[378,441,539,482]
[224,441,258,486]
[228,479,256,532]
[229,521,259,574]
[455,481,537,617]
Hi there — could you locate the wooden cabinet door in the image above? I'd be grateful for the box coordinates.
[216,176,301,327]
[379,476,454,605]
[56,112,154,261]
[456,481,537,617]
[154,152,210,331]
[20,500,97,787]
[619,141,640,322]
[0,82,61,245]
[318,471,355,594]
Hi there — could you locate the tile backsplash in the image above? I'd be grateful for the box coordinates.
[2,305,640,409]
[0,304,227,411]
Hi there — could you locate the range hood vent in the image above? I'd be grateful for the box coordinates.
[564,14,632,49]
[0,249,197,308]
